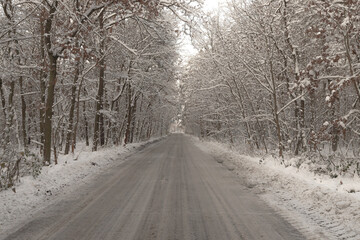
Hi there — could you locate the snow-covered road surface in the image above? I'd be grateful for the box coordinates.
[1,134,304,240]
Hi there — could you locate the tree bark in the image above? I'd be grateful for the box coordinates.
[92,9,105,151]
[39,13,46,151]
[0,78,6,119]
[43,1,58,164]
[64,65,79,154]
[124,83,132,145]
[72,63,86,153]
[270,59,283,158]
[43,54,58,164]
[19,76,27,149]
[129,97,137,143]
[83,101,89,146]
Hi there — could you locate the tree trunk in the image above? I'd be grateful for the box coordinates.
[43,54,58,164]
[92,10,105,151]
[270,60,283,158]
[92,60,105,151]
[0,77,6,119]
[282,0,306,155]
[64,65,79,154]
[99,103,105,146]
[42,1,58,164]
[39,22,46,151]
[295,96,305,155]
[117,118,127,145]
[124,83,132,145]
[5,80,16,146]
[19,76,27,149]
[83,101,90,146]
[72,65,85,153]
[129,97,137,143]
[344,33,360,100]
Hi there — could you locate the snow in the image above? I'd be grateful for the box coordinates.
[300,78,310,88]
[192,136,360,240]
[0,138,161,235]
[341,17,350,27]
[3,135,360,239]
[344,109,360,120]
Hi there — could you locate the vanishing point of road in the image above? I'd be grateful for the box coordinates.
[2,134,304,240]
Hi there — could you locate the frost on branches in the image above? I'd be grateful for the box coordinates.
[182,0,360,177]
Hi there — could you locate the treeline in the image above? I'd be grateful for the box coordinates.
[183,0,360,161]
[0,0,196,189]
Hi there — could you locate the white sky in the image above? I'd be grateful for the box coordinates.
[203,0,222,12]
[178,0,224,61]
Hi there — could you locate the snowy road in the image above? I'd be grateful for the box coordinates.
[2,134,304,240]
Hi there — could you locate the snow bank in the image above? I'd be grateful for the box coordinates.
[193,136,360,240]
[0,138,161,234]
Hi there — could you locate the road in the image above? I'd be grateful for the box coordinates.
[2,134,304,240]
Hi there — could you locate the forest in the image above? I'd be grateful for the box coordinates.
[0,0,200,190]
[183,0,360,176]
[1,0,360,191]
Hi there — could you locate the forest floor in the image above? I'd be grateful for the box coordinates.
[193,136,360,240]
[0,138,162,235]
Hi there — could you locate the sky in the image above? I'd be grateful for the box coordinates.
[178,0,224,60]
[204,0,221,11]
[203,0,222,12]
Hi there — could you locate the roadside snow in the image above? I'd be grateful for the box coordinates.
[193,137,360,240]
[0,138,161,234]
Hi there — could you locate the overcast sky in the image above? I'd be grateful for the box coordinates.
[178,0,224,61]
